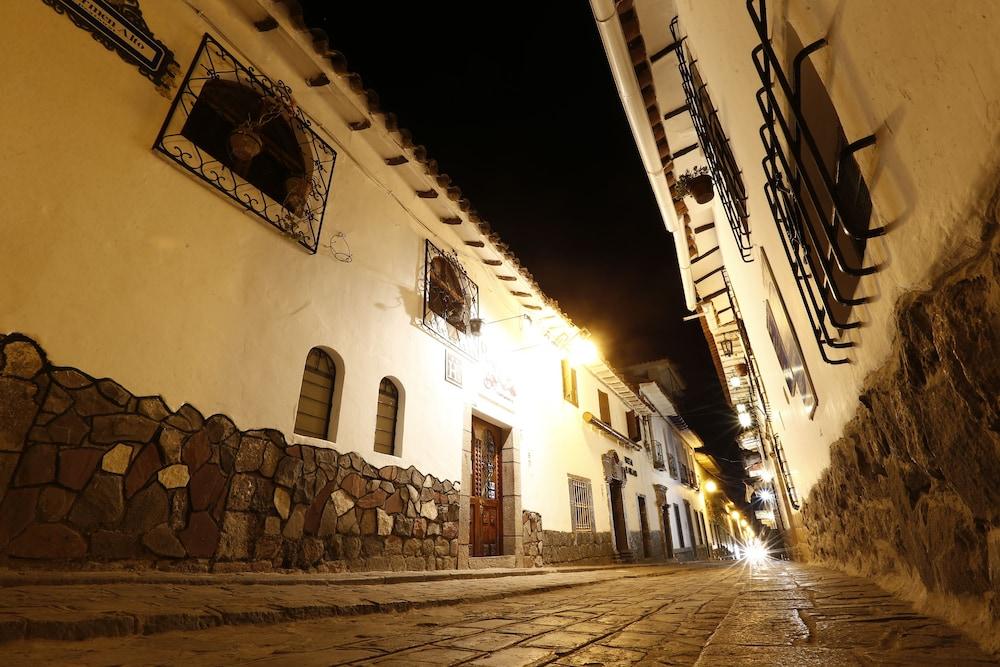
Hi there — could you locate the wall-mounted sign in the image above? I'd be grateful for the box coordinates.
[761,250,818,419]
[445,349,463,387]
[43,0,178,92]
[481,358,516,404]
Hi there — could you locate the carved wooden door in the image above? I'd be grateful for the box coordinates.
[471,417,503,557]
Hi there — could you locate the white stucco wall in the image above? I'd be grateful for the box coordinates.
[1,0,688,552]
[645,0,1000,498]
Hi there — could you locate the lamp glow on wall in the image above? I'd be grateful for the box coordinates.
[704,479,718,493]
[568,336,599,366]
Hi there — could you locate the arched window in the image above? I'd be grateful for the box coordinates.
[181,78,310,216]
[428,256,467,332]
[374,378,401,455]
[294,348,336,439]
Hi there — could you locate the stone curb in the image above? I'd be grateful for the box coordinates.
[0,565,690,644]
[0,561,677,588]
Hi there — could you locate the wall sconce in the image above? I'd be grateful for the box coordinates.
[721,337,734,357]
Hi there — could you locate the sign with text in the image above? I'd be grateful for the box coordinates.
[44,0,178,91]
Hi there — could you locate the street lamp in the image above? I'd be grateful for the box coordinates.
[704,479,718,493]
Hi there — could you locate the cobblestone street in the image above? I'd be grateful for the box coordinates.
[0,561,995,666]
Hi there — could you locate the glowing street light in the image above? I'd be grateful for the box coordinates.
[739,518,749,527]
[731,510,741,520]
[738,412,752,428]
[568,337,599,366]
[757,489,775,503]
[729,376,742,388]
[703,479,718,493]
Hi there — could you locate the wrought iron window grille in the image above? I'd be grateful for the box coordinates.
[421,240,480,358]
[669,18,753,262]
[153,33,337,254]
[747,0,882,363]
[667,452,679,479]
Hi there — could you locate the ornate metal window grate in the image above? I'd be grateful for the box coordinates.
[568,476,595,532]
[153,33,337,253]
[670,18,753,262]
[747,0,881,364]
[421,240,479,357]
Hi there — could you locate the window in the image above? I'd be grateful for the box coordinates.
[625,411,641,442]
[422,241,479,356]
[374,378,401,455]
[597,390,611,424]
[428,256,467,332]
[787,28,873,327]
[561,359,578,406]
[153,34,336,253]
[294,348,336,439]
[568,476,594,532]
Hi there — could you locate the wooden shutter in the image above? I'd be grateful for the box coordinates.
[626,410,640,441]
[294,348,335,439]
[374,378,399,455]
[598,390,611,424]
[561,359,578,406]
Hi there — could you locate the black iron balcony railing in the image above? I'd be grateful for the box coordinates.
[747,0,883,365]
[669,18,753,262]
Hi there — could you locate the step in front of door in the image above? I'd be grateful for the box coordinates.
[468,555,518,570]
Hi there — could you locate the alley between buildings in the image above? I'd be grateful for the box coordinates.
[1,561,994,666]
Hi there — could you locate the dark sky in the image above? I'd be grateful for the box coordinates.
[299,2,746,501]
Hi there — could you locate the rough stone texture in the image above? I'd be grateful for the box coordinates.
[522,510,544,567]
[0,333,460,573]
[802,225,1000,649]
[542,529,615,565]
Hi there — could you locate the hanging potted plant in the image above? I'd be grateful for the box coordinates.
[229,96,286,161]
[283,174,312,216]
[674,165,715,205]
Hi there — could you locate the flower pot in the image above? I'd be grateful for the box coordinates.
[688,173,715,204]
[284,175,311,215]
[229,128,263,161]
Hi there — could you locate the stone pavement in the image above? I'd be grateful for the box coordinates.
[0,560,996,666]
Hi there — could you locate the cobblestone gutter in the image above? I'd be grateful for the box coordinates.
[802,219,1000,651]
[0,334,460,572]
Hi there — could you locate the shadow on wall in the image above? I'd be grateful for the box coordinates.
[0,333,460,572]
[802,213,1000,649]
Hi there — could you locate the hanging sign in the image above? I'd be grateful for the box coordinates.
[43,0,179,92]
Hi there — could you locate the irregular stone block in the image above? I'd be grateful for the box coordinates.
[179,511,220,559]
[142,523,185,558]
[51,369,91,389]
[274,456,303,488]
[37,486,75,522]
[126,483,170,535]
[39,410,88,446]
[13,444,56,486]
[137,397,171,421]
[58,448,103,490]
[41,384,71,417]
[91,414,159,444]
[357,489,388,509]
[419,500,438,520]
[377,508,394,536]
[189,463,226,511]
[1,340,44,379]
[96,379,131,407]
[91,530,142,560]
[341,472,366,499]
[0,378,39,452]
[235,437,265,473]
[337,509,358,536]
[124,444,162,498]
[331,489,354,516]
[227,474,255,511]
[101,443,133,474]
[260,442,282,478]
[169,489,189,531]
[283,505,306,540]
[216,512,257,560]
[69,473,125,531]
[8,523,86,559]
[273,486,291,520]
[158,464,190,489]
[157,427,184,464]
[71,385,122,417]
[0,487,39,547]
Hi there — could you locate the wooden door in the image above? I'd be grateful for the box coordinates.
[609,480,629,553]
[662,505,674,558]
[638,496,651,558]
[471,417,503,557]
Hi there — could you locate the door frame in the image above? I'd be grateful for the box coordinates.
[458,407,522,566]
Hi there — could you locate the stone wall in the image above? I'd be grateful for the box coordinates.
[801,223,1000,647]
[522,510,543,567]
[0,334,459,572]
[541,530,614,565]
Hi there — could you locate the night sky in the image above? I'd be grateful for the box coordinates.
[299,2,746,502]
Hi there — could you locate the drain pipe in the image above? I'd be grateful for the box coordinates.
[591,0,698,312]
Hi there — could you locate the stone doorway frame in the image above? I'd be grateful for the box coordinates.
[654,484,673,559]
[458,406,522,567]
